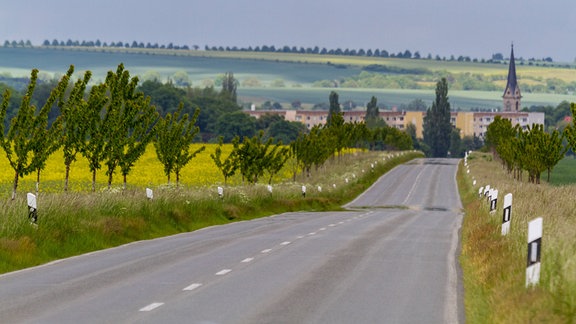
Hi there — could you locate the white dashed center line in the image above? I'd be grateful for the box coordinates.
[135,216,370,317]
[216,269,232,276]
[139,302,164,312]
[183,283,202,291]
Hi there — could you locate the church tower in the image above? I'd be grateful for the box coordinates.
[503,44,521,112]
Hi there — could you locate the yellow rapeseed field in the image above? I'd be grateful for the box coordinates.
[0,144,293,194]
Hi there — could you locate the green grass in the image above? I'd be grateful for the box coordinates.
[460,152,576,323]
[0,151,423,274]
[545,156,576,185]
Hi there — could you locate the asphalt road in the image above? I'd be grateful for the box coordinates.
[0,158,464,323]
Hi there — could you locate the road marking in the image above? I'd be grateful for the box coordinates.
[338,221,345,225]
[242,257,254,263]
[297,235,304,239]
[261,249,272,253]
[216,269,231,275]
[140,302,164,312]
[328,224,336,227]
[308,232,316,235]
[319,227,326,231]
[280,241,291,245]
[183,283,202,291]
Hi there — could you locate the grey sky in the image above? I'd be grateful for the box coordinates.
[1,0,575,62]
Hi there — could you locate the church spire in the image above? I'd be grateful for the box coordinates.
[503,44,521,112]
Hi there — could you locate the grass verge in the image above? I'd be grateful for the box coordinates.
[0,151,422,274]
[458,152,576,323]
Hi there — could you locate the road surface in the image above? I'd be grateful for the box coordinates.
[0,158,464,323]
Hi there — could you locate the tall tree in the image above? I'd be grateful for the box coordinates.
[221,72,237,103]
[79,83,109,192]
[60,70,92,191]
[102,64,159,189]
[365,96,382,128]
[154,104,205,186]
[423,78,452,157]
[326,91,341,127]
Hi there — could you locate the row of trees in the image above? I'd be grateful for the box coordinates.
[484,109,576,184]
[0,64,165,198]
[3,39,560,65]
[0,64,416,199]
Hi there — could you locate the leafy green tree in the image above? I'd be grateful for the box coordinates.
[423,78,452,157]
[266,119,306,144]
[325,111,348,159]
[0,67,72,199]
[291,125,331,178]
[59,70,92,191]
[365,96,384,128]
[485,116,516,161]
[154,104,205,186]
[518,125,547,184]
[102,64,159,189]
[449,128,463,157]
[221,72,238,103]
[327,91,341,127]
[263,144,290,184]
[210,135,239,185]
[172,71,191,87]
[384,126,413,151]
[540,128,566,182]
[564,103,576,155]
[215,111,256,142]
[79,83,109,192]
[236,131,275,184]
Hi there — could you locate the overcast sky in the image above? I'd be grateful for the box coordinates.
[1,0,575,62]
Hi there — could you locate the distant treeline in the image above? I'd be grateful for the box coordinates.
[2,39,565,67]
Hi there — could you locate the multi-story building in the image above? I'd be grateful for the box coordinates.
[245,45,544,138]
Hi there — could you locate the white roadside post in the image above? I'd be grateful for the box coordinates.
[267,185,273,194]
[484,185,491,201]
[489,189,498,214]
[317,186,322,193]
[146,188,153,200]
[526,217,543,287]
[27,192,38,224]
[302,185,306,197]
[479,186,484,199]
[501,193,512,235]
[217,186,224,199]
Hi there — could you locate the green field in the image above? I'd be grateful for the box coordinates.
[545,156,576,185]
[0,46,574,109]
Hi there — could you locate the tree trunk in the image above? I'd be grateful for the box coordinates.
[11,171,18,200]
[123,174,127,190]
[36,169,40,196]
[92,170,97,192]
[176,172,180,188]
[107,172,113,190]
[64,163,70,192]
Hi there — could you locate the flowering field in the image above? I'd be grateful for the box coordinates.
[0,144,293,195]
